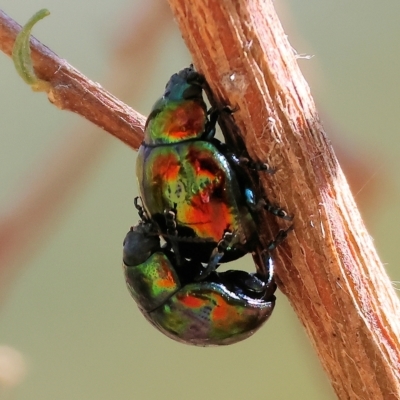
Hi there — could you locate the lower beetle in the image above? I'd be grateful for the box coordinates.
[122,220,288,346]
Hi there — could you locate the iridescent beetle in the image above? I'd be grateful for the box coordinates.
[123,219,286,346]
[136,66,290,278]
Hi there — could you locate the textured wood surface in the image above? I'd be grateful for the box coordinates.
[167,1,400,399]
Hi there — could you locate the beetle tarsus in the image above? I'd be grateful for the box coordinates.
[266,226,293,252]
[195,231,234,281]
[134,197,150,222]
[254,198,293,221]
[238,157,275,173]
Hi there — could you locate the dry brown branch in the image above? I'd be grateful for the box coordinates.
[168,0,400,399]
[0,9,145,150]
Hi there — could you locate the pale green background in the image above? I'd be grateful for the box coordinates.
[1,1,399,399]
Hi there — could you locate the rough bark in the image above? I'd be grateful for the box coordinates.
[167,1,400,399]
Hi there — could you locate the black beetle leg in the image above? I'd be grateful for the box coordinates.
[247,196,293,221]
[266,226,293,252]
[134,197,150,223]
[223,151,275,174]
[257,226,293,297]
[202,105,237,141]
[221,143,275,174]
[201,107,219,141]
[238,157,275,173]
[195,231,234,281]
[257,252,277,300]
[259,198,293,221]
[164,208,184,266]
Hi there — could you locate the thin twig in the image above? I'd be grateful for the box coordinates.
[0,9,145,150]
[168,0,400,399]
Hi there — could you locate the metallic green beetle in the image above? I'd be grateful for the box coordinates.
[123,222,278,346]
[136,66,289,277]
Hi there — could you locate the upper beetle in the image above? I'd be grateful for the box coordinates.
[136,66,290,277]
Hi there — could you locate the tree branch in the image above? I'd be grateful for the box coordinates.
[0,9,145,150]
[168,0,400,399]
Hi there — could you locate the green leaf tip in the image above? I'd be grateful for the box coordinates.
[12,9,51,92]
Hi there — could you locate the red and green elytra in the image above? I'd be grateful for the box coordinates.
[136,66,277,276]
[123,222,277,346]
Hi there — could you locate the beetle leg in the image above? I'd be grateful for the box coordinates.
[134,197,150,223]
[203,104,238,141]
[164,208,184,266]
[220,269,276,299]
[201,107,219,140]
[254,226,292,297]
[257,253,277,300]
[259,198,293,221]
[238,157,275,173]
[222,148,276,174]
[266,227,292,252]
[245,192,293,221]
[195,231,234,281]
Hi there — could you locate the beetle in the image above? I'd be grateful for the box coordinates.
[122,220,284,346]
[136,66,290,278]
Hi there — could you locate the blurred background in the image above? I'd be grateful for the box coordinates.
[0,1,399,399]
